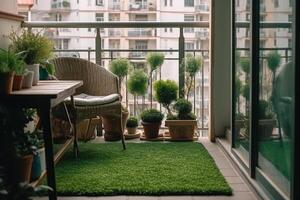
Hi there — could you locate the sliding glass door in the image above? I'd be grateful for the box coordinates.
[257,0,293,197]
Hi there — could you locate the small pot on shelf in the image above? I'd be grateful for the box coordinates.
[25,64,39,86]
[0,72,15,94]
[13,74,24,90]
[22,71,34,89]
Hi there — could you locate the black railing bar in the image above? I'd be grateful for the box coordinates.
[22,21,209,28]
[236,21,292,28]
[237,47,292,51]
[52,49,209,52]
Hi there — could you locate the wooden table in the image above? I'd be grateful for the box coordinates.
[0,80,83,200]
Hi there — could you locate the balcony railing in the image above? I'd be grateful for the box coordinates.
[195,29,209,38]
[23,21,210,133]
[195,4,210,12]
[128,28,153,37]
[108,2,121,10]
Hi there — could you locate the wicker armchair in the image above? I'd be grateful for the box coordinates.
[50,57,126,155]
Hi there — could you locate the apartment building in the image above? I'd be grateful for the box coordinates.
[19,0,210,126]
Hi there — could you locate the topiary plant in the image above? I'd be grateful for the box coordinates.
[153,80,178,115]
[127,70,148,96]
[109,58,130,91]
[259,99,275,119]
[140,109,164,123]
[9,30,53,65]
[172,98,196,120]
[184,54,202,100]
[126,116,139,128]
[146,52,165,108]
[240,58,250,76]
[266,51,281,84]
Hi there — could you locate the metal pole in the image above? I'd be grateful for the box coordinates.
[96,28,102,65]
[179,27,185,98]
[201,56,204,129]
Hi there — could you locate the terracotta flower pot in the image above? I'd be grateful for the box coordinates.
[165,120,197,141]
[22,71,34,89]
[103,110,129,141]
[141,121,161,139]
[259,119,276,139]
[16,154,33,183]
[25,64,39,85]
[13,74,24,90]
[127,127,137,135]
[0,72,15,94]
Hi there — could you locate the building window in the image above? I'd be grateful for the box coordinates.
[288,39,292,48]
[185,42,195,50]
[170,0,173,6]
[184,15,195,33]
[135,14,148,21]
[96,13,104,21]
[184,0,194,7]
[273,39,277,47]
[274,0,279,8]
[170,28,173,32]
[135,40,148,50]
[96,0,104,6]
[164,28,168,32]
[164,0,167,6]
[88,28,91,32]
[55,13,62,21]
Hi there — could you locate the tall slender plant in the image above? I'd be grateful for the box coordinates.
[184,54,202,100]
[146,53,165,108]
[109,58,130,95]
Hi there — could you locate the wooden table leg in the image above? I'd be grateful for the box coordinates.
[40,104,57,200]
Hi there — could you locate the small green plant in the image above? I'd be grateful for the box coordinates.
[184,55,202,100]
[241,83,250,101]
[153,80,178,115]
[109,58,130,90]
[140,109,164,123]
[259,100,275,119]
[9,30,53,65]
[173,98,196,120]
[126,116,139,128]
[0,49,24,74]
[40,61,55,75]
[240,58,250,75]
[266,51,281,84]
[128,70,148,96]
[146,53,165,108]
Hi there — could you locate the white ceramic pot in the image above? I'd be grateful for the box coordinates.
[22,71,34,89]
[25,64,39,86]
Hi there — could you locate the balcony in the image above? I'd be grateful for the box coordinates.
[108,29,123,37]
[128,1,156,11]
[127,28,154,37]
[195,4,210,12]
[108,2,121,10]
[51,0,71,11]
[195,29,209,39]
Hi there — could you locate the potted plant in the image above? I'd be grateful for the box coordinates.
[140,109,164,139]
[127,69,148,115]
[109,58,130,94]
[258,99,276,139]
[0,49,16,94]
[126,116,139,135]
[39,61,55,80]
[9,30,53,86]
[12,54,25,91]
[184,54,202,100]
[28,131,44,181]
[103,106,129,141]
[146,52,164,108]
[165,99,197,140]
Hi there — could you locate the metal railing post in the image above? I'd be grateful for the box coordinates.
[96,28,102,65]
[179,27,185,98]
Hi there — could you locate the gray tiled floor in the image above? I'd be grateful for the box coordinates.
[36,138,259,200]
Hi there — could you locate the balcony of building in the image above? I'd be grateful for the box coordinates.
[50,0,71,12]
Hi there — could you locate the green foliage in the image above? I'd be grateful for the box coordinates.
[109,58,130,79]
[241,83,250,101]
[173,98,195,120]
[185,54,202,77]
[0,49,25,74]
[127,70,148,96]
[153,80,178,113]
[140,109,164,123]
[40,61,55,75]
[240,58,250,75]
[9,30,53,65]
[235,78,242,103]
[259,100,275,119]
[126,116,139,128]
[146,52,165,72]
[266,51,281,73]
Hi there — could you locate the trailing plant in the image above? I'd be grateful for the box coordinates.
[109,58,130,91]
[140,109,164,123]
[153,80,178,115]
[146,53,165,108]
[128,70,148,96]
[9,30,53,65]
[184,54,202,100]
[126,116,138,128]
[0,49,25,74]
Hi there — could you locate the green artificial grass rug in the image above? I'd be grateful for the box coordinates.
[55,142,232,196]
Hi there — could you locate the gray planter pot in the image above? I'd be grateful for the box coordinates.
[22,71,34,89]
[38,147,46,173]
[25,64,39,85]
